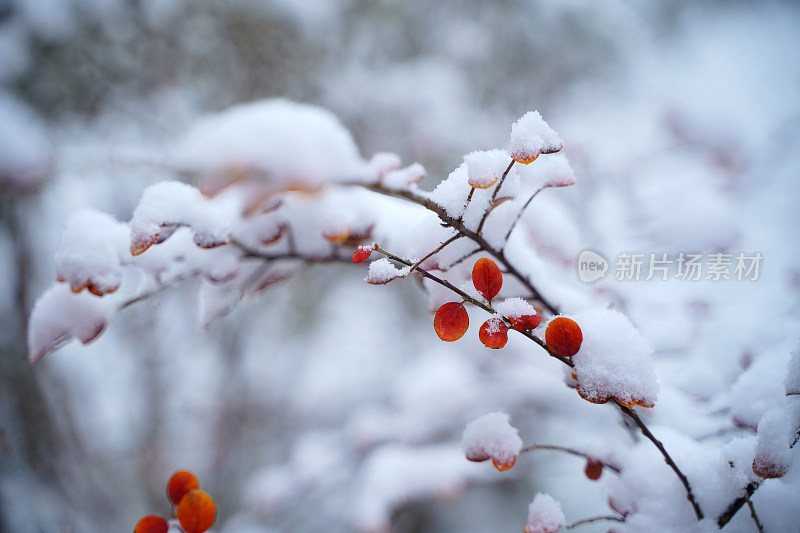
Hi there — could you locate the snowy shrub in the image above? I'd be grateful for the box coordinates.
[26,101,800,533]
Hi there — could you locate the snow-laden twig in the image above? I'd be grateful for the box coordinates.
[519,443,622,474]
[359,181,559,315]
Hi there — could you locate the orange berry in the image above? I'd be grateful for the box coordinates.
[134,515,168,533]
[167,469,199,505]
[177,489,217,533]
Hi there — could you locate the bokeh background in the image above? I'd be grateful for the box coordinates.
[1,1,799,531]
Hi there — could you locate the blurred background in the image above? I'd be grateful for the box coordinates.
[1,0,799,531]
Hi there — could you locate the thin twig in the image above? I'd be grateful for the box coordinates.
[358,182,559,315]
[745,492,765,533]
[371,243,572,366]
[372,243,494,314]
[503,187,545,244]
[442,246,481,271]
[408,234,462,274]
[614,400,704,521]
[476,159,515,235]
[519,443,621,474]
[462,187,476,215]
[566,515,625,529]
[121,240,351,312]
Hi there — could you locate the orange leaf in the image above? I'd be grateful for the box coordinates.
[434,302,469,342]
[576,384,609,405]
[478,318,509,349]
[323,227,351,243]
[545,317,583,357]
[352,246,373,263]
[167,469,199,505]
[492,455,516,471]
[131,234,157,256]
[472,258,502,301]
[134,515,169,533]
[177,489,217,533]
[509,314,542,332]
[753,458,787,479]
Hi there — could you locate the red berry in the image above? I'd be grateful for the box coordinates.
[167,469,199,505]
[177,489,217,533]
[134,515,168,533]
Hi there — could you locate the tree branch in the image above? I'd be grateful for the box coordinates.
[717,481,761,529]
[614,400,704,520]
[476,159,515,235]
[371,243,571,366]
[358,182,559,315]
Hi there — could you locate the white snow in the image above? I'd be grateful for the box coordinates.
[464,149,508,189]
[174,99,368,189]
[461,412,522,465]
[523,493,566,533]
[365,258,410,285]
[752,401,798,478]
[495,297,537,319]
[352,444,482,531]
[53,209,130,295]
[383,162,426,189]
[568,308,658,407]
[129,181,234,255]
[28,283,119,363]
[786,342,800,395]
[366,152,402,182]
[510,111,562,164]
[515,153,576,192]
[422,163,471,219]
